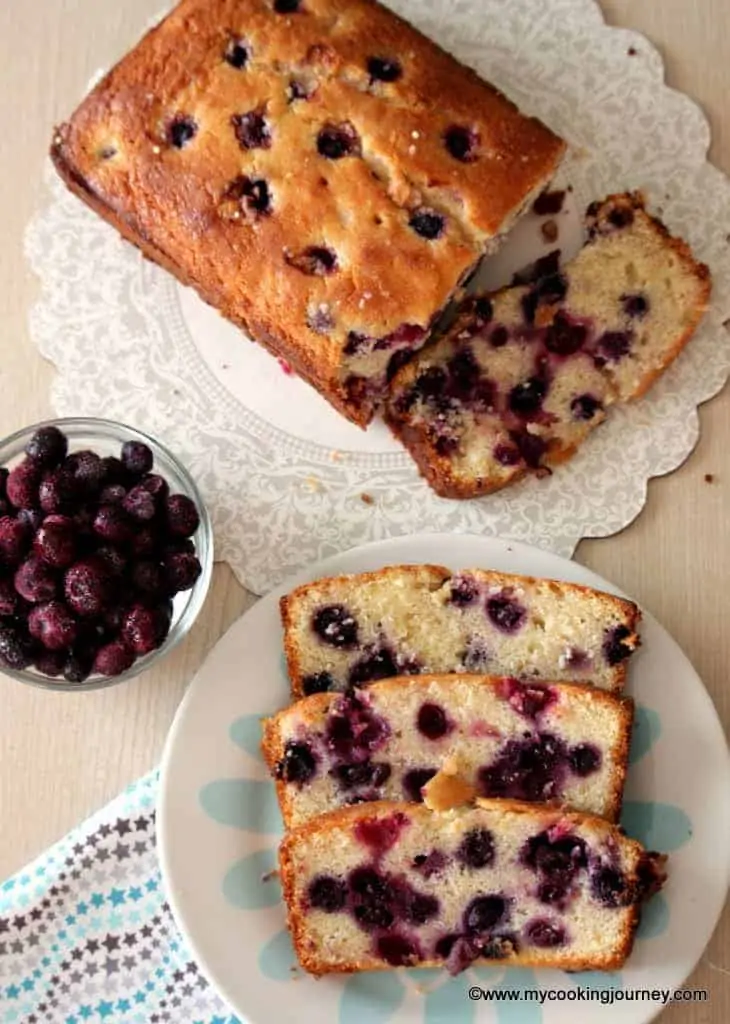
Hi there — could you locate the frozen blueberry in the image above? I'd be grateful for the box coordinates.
[417,702,452,740]
[95,545,127,577]
[164,552,202,593]
[302,671,336,695]
[307,875,347,912]
[168,116,197,149]
[131,561,166,600]
[120,441,153,477]
[15,556,57,604]
[99,484,127,506]
[93,505,134,545]
[276,741,317,784]
[7,460,41,509]
[509,377,547,418]
[486,593,526,633]
[0,579,19,616]
[464,894,507,933]
[0,624,36,670]
[603,624,634,665]
[35,649,67,677]
[317,122,360,159]
[285,246,339,276]
[571,394,603,421]
[232,109,272,150]
[123,485,156,521]
[139,474,169,503]
[457,828,495,869]
[122,604,164,656]
[64,559,113,618]
[25,426,68,468]
[0,516,30,566]
[100,456,127,485]
[63,643,96,683]
[224,39,249,68]
[525,917,567,947]
[165,494,200,538]
[402,767,437,802]
[28,601,77,651]
[65,450,105,496]
[39,468,73,514]
[94,640,135,677]
[409,208,445,240]
[367,57,402,82]
[569,743,602,777]
[129,528,157,558]
[312,604,358,648]
[444,125,479,162]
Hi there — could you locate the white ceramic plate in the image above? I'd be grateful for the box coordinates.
[158,534,730,1024]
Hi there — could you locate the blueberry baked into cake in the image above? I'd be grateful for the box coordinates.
[281,564,641,697]
[386,192,712,497]
[262,673,634,827]
[50,0,565,427]
[278,799,666,975]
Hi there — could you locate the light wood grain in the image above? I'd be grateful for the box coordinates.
[0,1,728,1018]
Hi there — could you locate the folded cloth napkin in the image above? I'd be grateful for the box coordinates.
[0,772,238,1024]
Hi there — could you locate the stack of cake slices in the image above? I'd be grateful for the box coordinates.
[261,564,667,977]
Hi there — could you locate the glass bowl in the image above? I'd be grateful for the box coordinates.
[0,417,213,692]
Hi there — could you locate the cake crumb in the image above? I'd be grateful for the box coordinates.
[627,46,638,56]
[704,473,716,484]
[303,475,324,493]
[261,869,280,882]
[330,450,344,462]
[360,492,374,505]
[408,145,417,156]
[541,219,559,243]
[152,144,161,154]
[412,130,420,139]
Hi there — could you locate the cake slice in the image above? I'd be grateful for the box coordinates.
[262,674,633,828]
[386,192,711,497]
[278,798,666,975]
[281,564,641,697]
[50,0,565,427]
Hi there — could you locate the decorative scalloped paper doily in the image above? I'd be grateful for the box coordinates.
[26,0,730,595]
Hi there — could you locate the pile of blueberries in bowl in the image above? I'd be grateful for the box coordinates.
[0,417,213,690]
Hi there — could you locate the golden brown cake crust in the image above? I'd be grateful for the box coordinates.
[278,798,664,976]
[50,0,565,426]
[261,673,635,827]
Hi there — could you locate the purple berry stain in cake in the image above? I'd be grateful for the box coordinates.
[603,624,635,665]
[326,693,390,761]
[307,875,347,913]
[275,741,317,785]
[417,702,453,740]
[402,768,437,802]
[367,57,402,83]
[311,604,359,648]
[571,393,603,421]
[595,330,633,364]
[486,591,527,633]
[412,849,448,879]
[333,761,391,791]
[569,743,602,777]
[590,865,630,907]
[512,430,547,469]
[512,250,561,288]
[224,175,272,218]
[489,325,509,348]
[498,677,557,719]
[532,190,566,216]
[353,812,409,857]
[525,917,568,948]
[301,671,336,695]
[224,39,250,69]
[274,0,302,11]
[168,115,197,149]
[376,933,421,966]
[348,644,409,686]
[317,122,361,159]
[285,246,339,276]
[508,377,548,418]
[479,734,569,802]
[621,292,650,318]
[463,894,508,933]
[444,125,479,162]
[521,829,588,904]
[457,828,495,869]
[409,208,446,241]
[461,636,491,672]
[544,312,588,356]
[232,109,272,150]
[494,442,521,467]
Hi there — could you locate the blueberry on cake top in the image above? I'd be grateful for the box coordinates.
[262,673,634,828]
[50,0,565,427]
[280,563,641,697]
[278,799,666,975]
[386,192,711,495]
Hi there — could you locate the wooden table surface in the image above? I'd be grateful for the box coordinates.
[0,0,728,1019]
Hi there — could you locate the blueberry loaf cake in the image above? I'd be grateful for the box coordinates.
[263,674,633,827]
[386,192,711,496]
[50,0,564,427]
[278,798,666,975]
[281,564,641,697]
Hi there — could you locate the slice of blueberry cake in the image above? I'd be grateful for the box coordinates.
[386,192,711,497]
[281,564,641,697]
[278,799,666,975]
[262,674,633,828]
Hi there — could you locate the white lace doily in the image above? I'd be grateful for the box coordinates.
[26,0,730,595]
